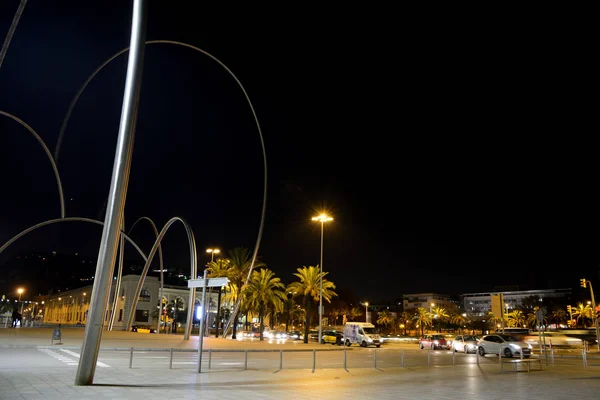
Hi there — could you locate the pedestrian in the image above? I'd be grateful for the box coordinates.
[11,308,18,328]
[17,312,22,328]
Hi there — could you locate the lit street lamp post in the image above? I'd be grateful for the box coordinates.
[364,302,369,323]
[312,213,333,345]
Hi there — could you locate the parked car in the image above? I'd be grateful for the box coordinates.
[523,332,582,347]
[308,330,319,341]
[477,334,532,358]
[131,325,156,333]
[322,330,344,345]
[451,335,479,353]
[419,334,450,350]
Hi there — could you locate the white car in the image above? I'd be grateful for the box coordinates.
[477,334,532,358]
[451,335,480,354]
[523,332,582,347]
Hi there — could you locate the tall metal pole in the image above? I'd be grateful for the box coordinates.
[197,270,208,373]
[318,221,324,344]
[75,0,147,386]
[588,282,600,352]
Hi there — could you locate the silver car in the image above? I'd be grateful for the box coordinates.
[477,334,532,358]
[452,334,479,354]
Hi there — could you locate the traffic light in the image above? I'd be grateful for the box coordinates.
[580,278,587,288]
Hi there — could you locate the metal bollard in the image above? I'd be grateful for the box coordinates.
[129,346,133,369]
[452,349,455,366]
[169,348,173,369]
[476,349,479,365]
[312,349,316,373]
[582,349,587,367]
[279,349,283,370]
[550,347,554,365]
[499,346,503,368]
[209,349,212,370]
[427,349,431,367]
[373,349,377,369]
[401,349,404,367]
[244,349,248,370]
[344,348,347,370]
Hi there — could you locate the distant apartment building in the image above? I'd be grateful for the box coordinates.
[460,288,572,317]
[402,293,460,314]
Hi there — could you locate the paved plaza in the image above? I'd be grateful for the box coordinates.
[1,328,599,399]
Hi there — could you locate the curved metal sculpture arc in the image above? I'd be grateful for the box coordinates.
[0,110,66,218]
[109,216,165,333]
[0,217,148,262]
[0,0,28,71]
[125,216,198,340]
[54,40,268,339]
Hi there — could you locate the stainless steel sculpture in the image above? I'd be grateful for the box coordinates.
[0,110,65,218]
[75,0,147,385]
[108,216,165,333]
[54,39,268,339]
[0,0,28,71]
[0,217,149,262]
[125,216,197,340]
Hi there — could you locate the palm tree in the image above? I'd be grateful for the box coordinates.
[206,257,231,337]
[431,305,449,333]
[550,308,568,328]
[508,309,527,329]
[572,303,594,327]
[287,265,337,343]
[243,268,287,340]
[376,310,394,332]
[396,311,413,336]
[451,313,468,334]
[415,308,430,336]
[225,247,266,339]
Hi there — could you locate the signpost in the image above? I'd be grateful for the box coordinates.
[187,274,228,373]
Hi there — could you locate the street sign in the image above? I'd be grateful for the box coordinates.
[187,277,228,288]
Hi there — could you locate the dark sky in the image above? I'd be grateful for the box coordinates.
[1,1,597,302]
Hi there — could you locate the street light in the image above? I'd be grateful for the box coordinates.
[312,213,333,345]
[206,248,220,263]
[364,302,369,322]
[17,288,24,315]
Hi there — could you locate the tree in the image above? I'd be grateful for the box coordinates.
[431,305,449,332]
[376,310,394,332]
[572,303,594,327]
[224,247,266,340]
[451,313,469,334]
[415,308,430,336]
[287,265,337,343]
[550,308,568,327]
[206,257,231,337]
[243,268,287,340]
[329,308,342,326]
[347,306,362,322]
[396,311,413,336]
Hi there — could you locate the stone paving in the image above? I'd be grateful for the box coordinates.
[1,328,599,399]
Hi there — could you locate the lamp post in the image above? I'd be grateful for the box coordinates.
[206,248,220,263]
[312,213,333,345]
[17,288,24,315]
[364,302,369,323]
[580,278,600,352]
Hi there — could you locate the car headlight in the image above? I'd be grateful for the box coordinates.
[527,344,533,349]
[433,340,439,345]
[368,338,373,342]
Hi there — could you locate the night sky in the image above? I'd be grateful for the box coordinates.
[1,1,597,302]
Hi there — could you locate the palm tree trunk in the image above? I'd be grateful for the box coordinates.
[231,309,239,339]
[259,310,265,341]
[303,297,311,344]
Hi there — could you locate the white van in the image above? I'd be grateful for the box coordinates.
[343,322,382,348]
